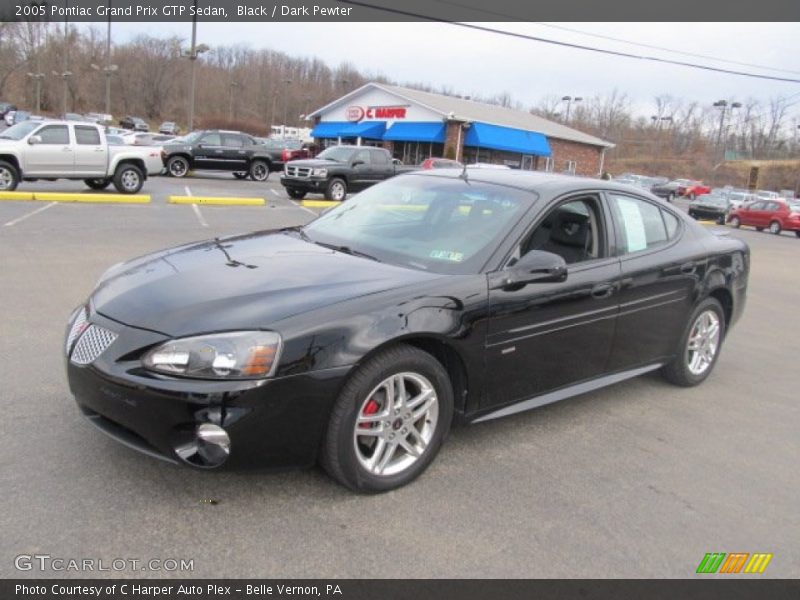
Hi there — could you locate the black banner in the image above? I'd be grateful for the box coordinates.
[2,0,799,22]
[3,580,800,600]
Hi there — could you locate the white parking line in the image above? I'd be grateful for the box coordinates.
[183,185,209,228]
[3,202,57,227]
[291,200,317,216]
[270,189,280,197]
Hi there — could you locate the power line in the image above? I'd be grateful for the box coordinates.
[427,0,800,76]
[336,0,800,84]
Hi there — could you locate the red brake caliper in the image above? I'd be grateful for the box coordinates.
[359,398,379,428]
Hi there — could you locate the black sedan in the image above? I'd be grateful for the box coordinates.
[65,171,749,492]
[688,193,731,224]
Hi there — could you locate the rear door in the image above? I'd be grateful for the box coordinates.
[73,125,106,177]
[221,133,249,171]
[23,124,74,176]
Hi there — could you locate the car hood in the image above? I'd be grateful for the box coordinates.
[91,231,441,337]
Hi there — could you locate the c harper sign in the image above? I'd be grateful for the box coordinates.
[346,105,408,122]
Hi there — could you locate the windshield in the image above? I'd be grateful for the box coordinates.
[0,121,40,140]
[702,196,728,206]
[316,146,357,162]
[177,131,202,144]
[302,175,534,274]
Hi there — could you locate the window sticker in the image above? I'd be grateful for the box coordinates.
[616,197,647,252]
[429,250,464,262]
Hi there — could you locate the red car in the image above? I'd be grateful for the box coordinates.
[678,181,712,200]
[727,199,800,237]
[420,157,463,169]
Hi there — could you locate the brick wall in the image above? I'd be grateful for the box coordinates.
[547,138,605,177]
[444,121,464,161]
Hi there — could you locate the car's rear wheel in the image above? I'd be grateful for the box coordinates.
[0,160,20,191]
[167,156,189,178]
[286,188,306,200]
[795,231,800,238]
[325,178,347,201]
[661,297,725,387]
[249,160,269,182]
[112,163,144,194]
[769,220,782,235]
[716,215,726,225]
[320,344,453,493]
[729,215,741,228]
[84,178,111,190]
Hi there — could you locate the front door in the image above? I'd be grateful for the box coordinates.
[739,201,765,227]
[194,132,225,170]
[23,124,74,176]
[485,193,621,408]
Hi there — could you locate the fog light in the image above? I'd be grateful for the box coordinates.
[174,423,231,468]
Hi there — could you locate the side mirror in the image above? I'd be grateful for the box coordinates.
[490,250,567,291]
[27,135,42,145]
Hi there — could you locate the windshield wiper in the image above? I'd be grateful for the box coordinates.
[280,226,313,242]
[312,241,380,262]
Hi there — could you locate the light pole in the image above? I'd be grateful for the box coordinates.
[52,71,73,115]
[228,80,240,121]
[651,115,673,157]
[561,95,582,122]
[282,78,292,135]
[183,1,210,132]
[27,72,46,113]
[89,4,117,118]
[713,100,741,160]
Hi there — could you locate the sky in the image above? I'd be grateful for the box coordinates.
[102,21,800,118]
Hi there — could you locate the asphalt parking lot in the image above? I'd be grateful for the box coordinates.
[0,178,797,579]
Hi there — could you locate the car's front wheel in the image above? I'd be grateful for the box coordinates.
[662,297,725,387]
[112,163,144,194]
[729,215,741,228]
[769,220,782,235]
[320,344,453,493]
[325,178,347,201]
[0,160,20,191]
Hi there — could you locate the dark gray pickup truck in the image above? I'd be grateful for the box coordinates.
[280,145,413,201]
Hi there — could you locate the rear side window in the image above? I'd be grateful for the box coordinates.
[37,125,69,145]
[222,134,244,147]
[200,133,221,145]
[370,149,389,165]
[662,210,680,239]
[609,194,672,254]
[75,126,101,145]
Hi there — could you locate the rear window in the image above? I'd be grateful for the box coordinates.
[75,126,101,145]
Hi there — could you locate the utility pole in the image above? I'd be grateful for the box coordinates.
[184,1,210,132]
[27,72,45,113]
[282,78,292,134]
[561,95,582,123]
[713,99,741,161]
[228,80,239,121]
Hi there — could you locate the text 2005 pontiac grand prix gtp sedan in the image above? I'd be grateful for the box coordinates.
[65,170,749,492]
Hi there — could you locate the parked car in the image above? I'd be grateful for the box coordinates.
[159,121,180,135]
[0,120,162,194]
[10,110,32,126]
[4,110,16,126]
[63,171,749,491]
[728,199,800,237]
[678,181,711,200]
[651,179,692,202]
[119,116,149,132]
[754,190,779,201]
[280,145,415,200]
[0,101,18,119]
[779,189,796,200]
[420,157,463,169]
[688,193,730,224]
[63,112,86,122]
[161,129,276,181]
[84,112,112,124]
[120,132,155,146]
[725,190,755,210]
[468,163,511,170]
[253,138,313,175]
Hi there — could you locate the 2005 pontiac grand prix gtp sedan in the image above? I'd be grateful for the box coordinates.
[65,170,749,492]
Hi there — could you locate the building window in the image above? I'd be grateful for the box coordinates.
[565,160,577,175]
[540,156,554,172]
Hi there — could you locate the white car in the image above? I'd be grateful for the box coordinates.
[0,120,162,194]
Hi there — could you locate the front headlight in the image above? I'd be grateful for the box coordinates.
[143,331,282,380]
[311,168,328,177]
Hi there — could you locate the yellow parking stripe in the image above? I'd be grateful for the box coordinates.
[33,192,150,203]
[0,191,36,200]
[168,196,264,206]
[300,199,339,208]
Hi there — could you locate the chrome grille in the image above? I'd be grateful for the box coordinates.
[70,325,118,365]
[66,308,89,354]
[286,165,311,178]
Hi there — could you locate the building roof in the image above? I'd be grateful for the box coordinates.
[308,82,614,149]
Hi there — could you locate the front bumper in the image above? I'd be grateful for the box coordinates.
[65,311,349,469]
[280,177,327,193]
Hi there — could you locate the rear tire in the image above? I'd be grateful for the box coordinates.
[0,160,20,191]
[112,163,144,194]
[320,344,453,493]
[795,231,800,238]
[661,297,725,387]
[325,178,347,201]
[286,188,306,200]
[729,215,741,228]
[167,156,189,178]
[84,178,111,190]
[716,215,726,225]
[769,220,782,235]
[249,160,269,182]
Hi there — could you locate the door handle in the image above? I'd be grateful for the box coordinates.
[62,147,72,152]
[591,283,615,299]
[94,147,104,152]
[680,261,697,274]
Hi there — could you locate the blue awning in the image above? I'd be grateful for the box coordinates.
[310,121,349,139]
[383,122,446,143]
[464,122,551,156]
[339,121,387,139]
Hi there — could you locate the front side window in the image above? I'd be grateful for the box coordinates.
[353,149,371,165]
[609,194,670,254]
[200,133,221,145]
[222,134,244,148]
[37,125,70,145]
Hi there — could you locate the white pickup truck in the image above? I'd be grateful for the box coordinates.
[0,120,162,194]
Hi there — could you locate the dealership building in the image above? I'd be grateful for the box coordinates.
[307,82,613,177]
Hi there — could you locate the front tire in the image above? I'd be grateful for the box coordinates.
[769,220,782,235]
[325,178,347,201]
[0,160,20,191]
[167,156,189,178]
[661,297,725,387]
[84,178,111,190]
[112,163,144,194]
[320,344,454,493]
[729,215,741,228]
[249,160,269,182]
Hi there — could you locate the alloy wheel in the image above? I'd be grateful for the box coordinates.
[120,169,139,192]
[251,163,268,181]
[769,221,781,234]
[353,372,439,477]
[0,167,13,190]
[686,310,721,376]
[330,182,345,201]
[169,158,188,177]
